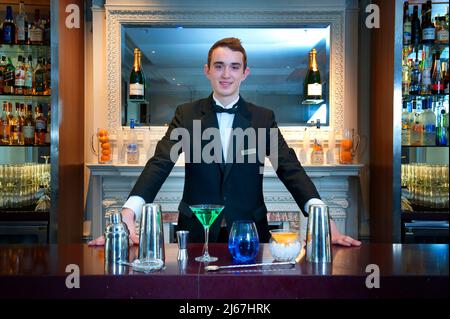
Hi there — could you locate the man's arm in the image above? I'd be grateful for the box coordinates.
[88,106,184,246]
[266,111,361,247]
[266,110,320,217]
[129,105,184,203]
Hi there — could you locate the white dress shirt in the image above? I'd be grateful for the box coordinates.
[123,94,324,221]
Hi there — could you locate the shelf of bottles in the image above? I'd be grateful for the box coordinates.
[401,0,449,213]
[0,2,51,212]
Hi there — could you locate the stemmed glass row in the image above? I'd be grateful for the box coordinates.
[0,163,50,209]
[401,163,449,209]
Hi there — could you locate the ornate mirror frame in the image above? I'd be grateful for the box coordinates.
[105,6,345,137]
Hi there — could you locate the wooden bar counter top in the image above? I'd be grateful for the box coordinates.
[0,243,448,299]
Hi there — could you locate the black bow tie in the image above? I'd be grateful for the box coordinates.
[212,102,239,114]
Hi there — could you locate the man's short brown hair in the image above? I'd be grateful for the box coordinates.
[207,37,247,70]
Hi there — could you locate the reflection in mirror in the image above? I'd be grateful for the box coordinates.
[121,27,330,126]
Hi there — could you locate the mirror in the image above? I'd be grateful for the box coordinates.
[121,26,330,127]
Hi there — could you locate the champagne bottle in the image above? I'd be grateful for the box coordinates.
[129,48,145,100]
[304,48,322,101]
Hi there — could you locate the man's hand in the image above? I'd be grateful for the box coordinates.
[330,219,362,247]
[88,208,140,246]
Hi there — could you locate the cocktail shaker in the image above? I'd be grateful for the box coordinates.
[306,204,332,263]
[104,212,129,264]
[139,203,165,263]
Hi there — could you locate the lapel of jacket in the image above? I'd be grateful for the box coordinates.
[222,96,252,184]
[199,94,224,172]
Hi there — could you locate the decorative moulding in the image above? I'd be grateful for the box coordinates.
[105,8,345,134]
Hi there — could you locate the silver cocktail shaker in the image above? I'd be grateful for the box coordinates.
[306,204,332,263]
[139,203,165,263]
[104,212,129,264]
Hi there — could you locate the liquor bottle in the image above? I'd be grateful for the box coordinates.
[304,48,322,101]
[129,48,145,100]
[19,103,25,145]
[431,53,444,95]
[410,99,423,146]
[411,5,421,49]
[24,56,33,95]
[436,106,448,146]
[402,49,411,95]
[15,1,27,45]
[44,18,51,45]
[0,104,3,144]
[44,58,51,95]
[2,6,16,44]
[421,1,435,44]
[436,16,449,43]
[4,57,16,95]
[14,56,26,95]
[443,61,449,94]
[34,58,45,95]
[409,54,421,95]
[310,120,324,165]
[421,98,436,146]
[45,104,51,144]
[29,9,43,45]
[34,104,46,145]
[420,48,432,95]
[1,102,11,144]
[9,103,20,145]
[403,1,412,46]
[402,101,413,145]
[23,104,35,145]
[0,56,6,94]
[126,119,139,164]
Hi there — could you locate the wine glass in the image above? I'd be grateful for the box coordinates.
[189,204,224,262]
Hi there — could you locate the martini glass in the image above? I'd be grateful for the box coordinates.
[190,204,224,262]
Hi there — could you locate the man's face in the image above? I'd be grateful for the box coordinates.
[204,46,250,103]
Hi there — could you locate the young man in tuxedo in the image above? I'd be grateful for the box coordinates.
[89,37,361,247]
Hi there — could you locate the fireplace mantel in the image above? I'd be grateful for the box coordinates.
[86,163,363,242]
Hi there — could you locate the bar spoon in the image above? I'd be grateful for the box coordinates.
[204,261,295,272]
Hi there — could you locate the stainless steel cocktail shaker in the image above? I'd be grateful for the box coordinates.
[104,212,129,264]
[306,204,332,263]
[139,203,165,263]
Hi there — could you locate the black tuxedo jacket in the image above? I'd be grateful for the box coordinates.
[129,94,320,243]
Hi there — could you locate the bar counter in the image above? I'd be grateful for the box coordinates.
[0,243,448,299]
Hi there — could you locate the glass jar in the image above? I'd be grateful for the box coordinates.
[91,128,113,164]
[269,229,302,262]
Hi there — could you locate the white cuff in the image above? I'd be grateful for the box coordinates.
[304,198,325,215]
[123,196,146,222]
